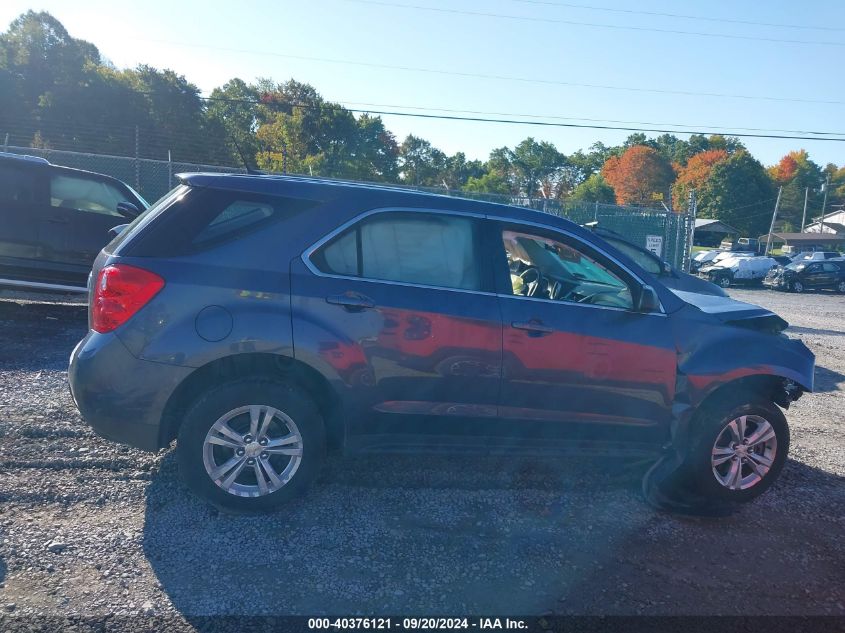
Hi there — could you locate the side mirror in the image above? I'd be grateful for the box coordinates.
[661,261,673,276]
[108,224,129,238]
[637,285,662,313]
[116,201,140,219]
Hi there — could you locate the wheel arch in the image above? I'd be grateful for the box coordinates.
[158,352,343,450]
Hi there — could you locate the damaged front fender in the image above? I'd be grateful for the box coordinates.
[642,303,815,515]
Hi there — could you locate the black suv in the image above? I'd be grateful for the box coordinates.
[0,153,148,292]
[764,259,845,293]
[69,174,813,513]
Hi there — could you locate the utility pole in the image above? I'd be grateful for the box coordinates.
[820,175,830,236]
[765,186,783,255]
[800,187,809,232]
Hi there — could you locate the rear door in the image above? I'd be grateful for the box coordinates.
[291,209,503,452]
[492,221,676,447]
[0,162,45,282]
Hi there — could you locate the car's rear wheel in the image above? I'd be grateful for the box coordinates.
[790,280,804,293]
[686,398,789,504]
[176,378,325,512]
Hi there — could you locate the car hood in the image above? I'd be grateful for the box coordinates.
[661,271,727,297]
[669,289,788,332]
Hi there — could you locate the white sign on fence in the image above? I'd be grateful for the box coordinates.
[645,235,663,257]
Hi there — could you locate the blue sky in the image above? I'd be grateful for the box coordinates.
[2,0,844,167]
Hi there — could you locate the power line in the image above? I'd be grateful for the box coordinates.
[9,90,845,143]
[339,0,845,47]
[129,37,845,106]
[506,0,845,33]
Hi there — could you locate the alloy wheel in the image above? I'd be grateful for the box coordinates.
[202,405,303,497]
[792,281,804,293]
[711,415,777,491]
[837,281,845,293]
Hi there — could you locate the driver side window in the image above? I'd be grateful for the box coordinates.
[502,229,633,310]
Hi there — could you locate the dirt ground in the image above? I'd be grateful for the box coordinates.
[0,287,842,621]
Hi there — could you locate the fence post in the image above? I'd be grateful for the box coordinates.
[3,133,8,151]
[168,150,173,190]
[134,125,140,191]
[684,189,697,272]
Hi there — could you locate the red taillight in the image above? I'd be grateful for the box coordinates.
[92,264,165,333]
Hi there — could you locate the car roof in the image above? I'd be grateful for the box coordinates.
[177,172,586,231]
[0,152,142,191]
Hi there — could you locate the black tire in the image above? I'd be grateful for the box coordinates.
[790,280,804,293]
[176,377,325,512]
[836,280,845,293]
[685,397,789,504]
[716,275,731,288]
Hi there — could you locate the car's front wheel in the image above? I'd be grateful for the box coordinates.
[176,378,325,512]
[836,280,845,293]
[790,280,804,293]
[686,398,789,504]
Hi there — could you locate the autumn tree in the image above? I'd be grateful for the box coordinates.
[671,149,728,209]
[768,150,824,229]
[601,145,675,206]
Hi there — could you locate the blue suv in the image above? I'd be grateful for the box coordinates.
[69,174,814,512]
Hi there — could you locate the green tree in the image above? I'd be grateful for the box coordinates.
[463,171,512,195]
[570,173,616,203]
[699,151,776,236]
[398,135,446,186]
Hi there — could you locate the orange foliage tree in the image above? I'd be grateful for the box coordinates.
[601,145,675,206]
[768,152,802,184]
[671,149,728,209]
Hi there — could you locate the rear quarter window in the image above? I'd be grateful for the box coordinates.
[122,187,316,257]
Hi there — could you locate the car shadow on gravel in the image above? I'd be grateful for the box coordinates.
[813,365,845,392]
[141,451,844,616]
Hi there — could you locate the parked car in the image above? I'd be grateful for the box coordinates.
[719,237,760,253]
[771,255,793,267]
[585,226,727,297]
[763,260,845,293]
[690,248,722,272]
[789,251,841,263]
[0,152,148,292]
[69,174,813,512]
[698,255,778,288]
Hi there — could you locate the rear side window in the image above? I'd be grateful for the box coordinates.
[312,211,482,291]
[0,165,38,203]
[123,187,316,257]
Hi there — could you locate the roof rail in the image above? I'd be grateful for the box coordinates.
[0,151,50,165]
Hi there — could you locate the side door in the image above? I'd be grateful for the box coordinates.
[0,162,46,281]
[491,221,676,446]
[819,262,840,288]
[801,262,826,288]
[41,171,136,278]
[291,209,503,451]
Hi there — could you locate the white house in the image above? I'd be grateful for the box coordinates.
[804,208,845,234]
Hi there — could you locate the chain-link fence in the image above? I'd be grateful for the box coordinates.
[1,144,694,270]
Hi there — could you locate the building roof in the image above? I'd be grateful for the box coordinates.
[695,218,739,233]
[758,232,845,244]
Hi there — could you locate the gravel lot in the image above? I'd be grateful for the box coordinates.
[0,287,842,622]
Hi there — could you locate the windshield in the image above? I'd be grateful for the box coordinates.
[786,262,806,271]
[600,235,662,275]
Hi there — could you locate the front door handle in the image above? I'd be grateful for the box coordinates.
[326,293,375,312]
[512,320,554,337]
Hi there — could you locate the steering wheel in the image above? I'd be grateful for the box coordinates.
[519,267,545,297]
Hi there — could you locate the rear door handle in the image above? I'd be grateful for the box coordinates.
[512,320,554,337]
[326,293,375,312]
